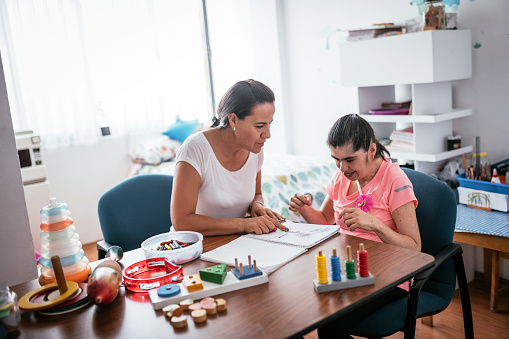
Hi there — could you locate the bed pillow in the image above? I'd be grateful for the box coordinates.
[129,135,182,165]
[162,117,199,143]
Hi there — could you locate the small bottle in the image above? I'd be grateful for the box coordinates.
[0,285,21,333]
[505,172,509,185]
[491,168,501,184]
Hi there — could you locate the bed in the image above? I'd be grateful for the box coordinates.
[128,135,335,222]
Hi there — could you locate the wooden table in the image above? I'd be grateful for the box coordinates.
[10,233,434,338]
[454,205,509,311]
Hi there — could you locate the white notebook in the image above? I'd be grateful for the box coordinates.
[200,222,339,274]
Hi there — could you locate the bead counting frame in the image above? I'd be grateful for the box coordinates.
[313,244,375,293]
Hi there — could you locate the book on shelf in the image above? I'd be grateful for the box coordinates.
[341,25,405,42]
[389,127,414,143]
[200,222,339,274]
[388,140,415,151]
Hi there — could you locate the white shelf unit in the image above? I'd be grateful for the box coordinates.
[339,30,473,174]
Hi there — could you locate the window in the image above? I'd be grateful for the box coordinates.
[0,0,212,147]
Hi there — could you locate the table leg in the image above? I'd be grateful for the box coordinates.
[490,250,500,311]
[484,248,492,284]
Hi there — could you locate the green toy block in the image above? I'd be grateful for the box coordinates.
[199,264,227,284]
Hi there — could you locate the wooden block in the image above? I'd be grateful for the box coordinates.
[231,265,263,280]
[313,273,375,293]
[215,298,227,312]
[202,301,217,315]
[188,302,202,312]
[200,264,227,284]
[149,271,268,310]
[191,309,207,323]
[162,304,182,318]
[170,315,188,329]
[200,297,215,305]
[183,274,204,293]
[179,299,194,311]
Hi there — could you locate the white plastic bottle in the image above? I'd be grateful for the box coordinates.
[491,168,501,184]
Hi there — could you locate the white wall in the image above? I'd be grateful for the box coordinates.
[0,52,38,286]
[278,0,509,278]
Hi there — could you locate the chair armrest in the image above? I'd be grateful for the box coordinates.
[413,243,462,283]
[97,240,113,260]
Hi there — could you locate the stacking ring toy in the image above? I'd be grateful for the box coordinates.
[123,257,183,292]
[18,281,79,311]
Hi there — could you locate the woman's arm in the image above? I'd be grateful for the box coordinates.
[338,202,421,251]
[249,172,287,228]
[171,162,284,236]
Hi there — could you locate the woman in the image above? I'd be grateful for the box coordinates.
[289,113,421,338]
[171,79,287,236]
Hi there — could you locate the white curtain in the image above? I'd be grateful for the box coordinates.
[0,0,210,147]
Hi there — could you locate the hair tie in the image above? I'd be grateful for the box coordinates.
[212,116,218,124]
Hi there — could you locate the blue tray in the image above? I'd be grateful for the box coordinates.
[457,173,509,195]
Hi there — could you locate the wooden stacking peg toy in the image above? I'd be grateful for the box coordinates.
[313,245,375,293]
[231,255,263,280]
[19,256,80,311]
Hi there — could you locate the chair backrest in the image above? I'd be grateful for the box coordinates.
[98,174,173,252]
[402,168,458,304]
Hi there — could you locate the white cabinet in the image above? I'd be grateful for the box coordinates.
[339,30,473,174]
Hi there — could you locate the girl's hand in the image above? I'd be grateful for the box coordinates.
[243,215,287,234]
[288,193,312,212]
[337,208,382,232]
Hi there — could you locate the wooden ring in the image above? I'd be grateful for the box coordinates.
[18,281,79,311]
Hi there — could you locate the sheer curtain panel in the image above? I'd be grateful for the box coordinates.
[0,0,210,147]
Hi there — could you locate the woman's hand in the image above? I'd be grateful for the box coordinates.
[337,208,382,232]
[288,193,312,212]
[243,215,287,234]
[251,205,285,223]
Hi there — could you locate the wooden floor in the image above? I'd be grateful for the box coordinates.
[83,243,509,338]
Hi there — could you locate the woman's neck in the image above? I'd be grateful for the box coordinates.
[358,157,383,187]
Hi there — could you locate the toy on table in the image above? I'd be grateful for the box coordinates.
[148,255,268,310]
[38,198,91,286]
[313,244,375,293]
[122,257,183,292]
[163,297,228,329]
[87,246,124,306]
[19,256,90,315]
[231,255,263,280]
[0,284,21,334]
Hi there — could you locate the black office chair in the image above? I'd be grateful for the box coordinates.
[97,174,173,259]
[349,168,474,339]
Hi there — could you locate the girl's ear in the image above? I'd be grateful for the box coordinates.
[369,142,377,159]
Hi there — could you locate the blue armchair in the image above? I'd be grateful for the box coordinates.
[350,168,474,339]
[97,174,173,259]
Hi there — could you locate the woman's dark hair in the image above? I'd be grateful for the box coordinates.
[327,113,390,160]
[211,79,275,128]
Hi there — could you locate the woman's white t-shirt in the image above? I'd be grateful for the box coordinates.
[175,132,263,219]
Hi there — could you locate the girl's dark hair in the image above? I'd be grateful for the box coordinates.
[211,79,275,128]
[327,113,390,160]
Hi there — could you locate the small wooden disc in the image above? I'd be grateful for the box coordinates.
[188,302,202,311]
[191,309,207,323]
[163,304,182,318]
[179,299,194,311]
[215,298,227,312]
[19,281,79,311]
[202,302,217,315]
[200,297,215,305]
[170,315,188,329]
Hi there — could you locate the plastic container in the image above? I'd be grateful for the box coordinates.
[457,173,509,195]
[0,285,21,333]
[141,231,203,265]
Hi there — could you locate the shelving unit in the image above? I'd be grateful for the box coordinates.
[339,29,473,174]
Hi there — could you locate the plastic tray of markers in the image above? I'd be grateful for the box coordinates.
[122,257,183,292]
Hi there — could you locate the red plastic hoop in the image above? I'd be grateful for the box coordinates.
[122,257,183,292]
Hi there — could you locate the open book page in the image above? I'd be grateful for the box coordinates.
[243,222,340,249]
[200,236,307,274]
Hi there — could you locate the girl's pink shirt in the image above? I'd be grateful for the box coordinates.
[325,159,418,291]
